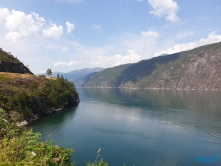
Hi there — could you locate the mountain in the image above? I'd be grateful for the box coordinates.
[73,72,100,87]
[53,67,104,87]
[83,42,221,90]
[0,48,33,74]
[83,64,131,87]
[37,68,104,87]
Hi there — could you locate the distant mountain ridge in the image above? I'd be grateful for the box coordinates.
[38,67,104,87]
[83,42,221,90]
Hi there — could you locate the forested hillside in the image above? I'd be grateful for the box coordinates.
[0,49,79,123]
[84,42,221,90]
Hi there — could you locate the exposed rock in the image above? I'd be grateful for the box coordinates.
[0,61,33,74]
[17,120,28,127]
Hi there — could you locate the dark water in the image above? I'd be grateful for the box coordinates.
[29,88,221,166]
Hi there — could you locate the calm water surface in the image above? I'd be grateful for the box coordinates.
[29,88,221,166]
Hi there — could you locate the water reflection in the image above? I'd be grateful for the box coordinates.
[29,106,78,140]
[83,88,221,117]
[83,88,221,142]
[30,88,221,166]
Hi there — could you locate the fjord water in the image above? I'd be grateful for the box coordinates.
[29,88,221,166]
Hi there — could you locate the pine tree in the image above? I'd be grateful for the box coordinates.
[49,69,52,76]
[46,68,52,77]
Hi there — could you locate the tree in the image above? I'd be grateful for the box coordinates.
[46,68,52,77]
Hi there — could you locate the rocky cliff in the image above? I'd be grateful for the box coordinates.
[0,61,33,74]
[84,42,221,90]
[0,49,33,74]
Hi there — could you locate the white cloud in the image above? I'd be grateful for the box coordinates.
[141,30,159,38]
[148,0,179,23]
[154,31,221,56]
[43,24,63,38]
[66,21,74,34]
[0,8,10,21]
[5,10,45,33]
[56,0,82,2]
[6,32,23,41]
[92,24,102,31]
[54,60,82,66]
[91,50,142,67]
[0,9,45,41]
[31,12,46,23]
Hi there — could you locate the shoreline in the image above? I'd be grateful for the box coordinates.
[82,87,220,91]
[16,100,80,126]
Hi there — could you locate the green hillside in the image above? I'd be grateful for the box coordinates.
[83,42,221,90]
[0,72,79,122]
[0,49,79,122]
[0,49,20,63]
[84,64,131,87]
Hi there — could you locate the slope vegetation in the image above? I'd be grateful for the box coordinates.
[0,49,33,74]
[0,49,79,122]
[84,64,131,87]
[84,42,221,90]
[0,72,79,122]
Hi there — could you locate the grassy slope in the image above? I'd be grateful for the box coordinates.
[0,72,50,94]
[0,72,79,121]
[0,50,20,63]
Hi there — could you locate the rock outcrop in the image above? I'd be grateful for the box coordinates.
[0,49,33,74]
[0,61,33,74]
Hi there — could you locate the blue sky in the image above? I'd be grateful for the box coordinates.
[0,0,221,73]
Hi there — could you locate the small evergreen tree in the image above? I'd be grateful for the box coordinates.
[46,68,52,77]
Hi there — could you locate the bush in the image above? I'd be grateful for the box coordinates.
[0,108,75,166]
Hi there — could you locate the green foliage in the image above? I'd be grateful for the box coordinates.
[0,109,75,166]
[87,159,108,166]
[84,42,221,89]
[46,68,52,77]
[0,73,79,119]
[43,75,78,107]
[0,49,20,63]
[83,64,131,87]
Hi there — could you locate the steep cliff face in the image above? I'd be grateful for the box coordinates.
[0,61,33,74]
[136,42,221,90]
[84,42,221,90]
[0,49,33,74]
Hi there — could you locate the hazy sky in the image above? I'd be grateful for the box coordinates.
[0,0,221,73]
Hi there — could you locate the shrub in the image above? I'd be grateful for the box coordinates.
[0,108,75,166]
